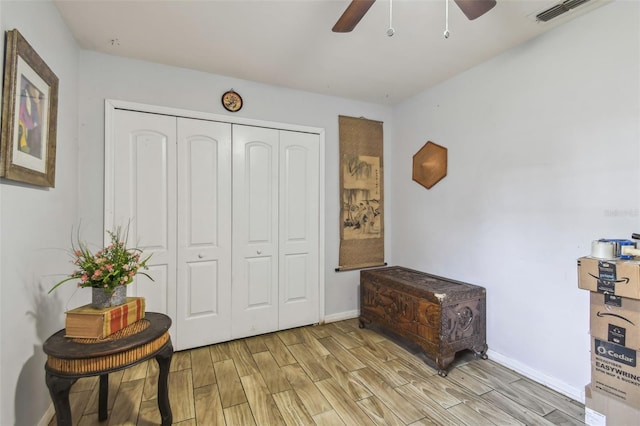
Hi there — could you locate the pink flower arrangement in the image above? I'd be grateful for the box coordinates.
[49,227,153,294]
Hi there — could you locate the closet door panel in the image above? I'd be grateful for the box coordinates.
[111,110,176,318]
[279,131,320,329]
[177,118,232,349]
[232,125,279,339]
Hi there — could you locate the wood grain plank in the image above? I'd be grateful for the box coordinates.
[312,409,346,426]
[136,398,161,426]
[223,403,256,426]
[357,396,405,426]
[351,367,424,424]
[167,369,195,423]
[263,333,297,366]
[287,343,331,382]
[107,378,145,425]
[170,350,192,372]
[407,418,439,426]
[395,384,465,426]
[442,385,526,426]
[318,336,366,371]
[83,369,125,414]
[253,350,292,394]
[142,359,160,402]
[385,357,435,383]
[349,346,408,387]
[214,359,247,408]
[446,362,494,395]
[544,409,585,426]
[278,328,306,346]
[298,328,331,357]
[315,378,375,425]
[272,389,315,426]
[244,334,269,353]
[467,359,522,384]
[409,374,466,409]
[331,319,361,334]
[322,355,372,400]
[281,364,332,416]
[209,341,232,363]
[447,403,496,426]
[325,323,364,349]
[190,346,216,388]
[122,360,149,382]
[228,340,260,377]
[71,377,98,393]
[481,389,557,426]
[240,373,286,425]
[307,324,331,339]
[510,378,585,422]
[377,340,439,376]
[65,389,91,425]
[194,384,225,425]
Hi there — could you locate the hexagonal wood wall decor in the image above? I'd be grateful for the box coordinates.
[412,141,447,189]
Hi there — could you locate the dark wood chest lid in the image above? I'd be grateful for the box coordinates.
[360,266,485,302]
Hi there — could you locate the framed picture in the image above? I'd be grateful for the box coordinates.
[0,29,58,187]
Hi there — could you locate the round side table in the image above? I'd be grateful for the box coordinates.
[43,312,173,426]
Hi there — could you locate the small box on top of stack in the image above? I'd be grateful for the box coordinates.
[578,236,640,424]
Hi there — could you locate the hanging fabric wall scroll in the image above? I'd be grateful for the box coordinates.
[337,115,385,271]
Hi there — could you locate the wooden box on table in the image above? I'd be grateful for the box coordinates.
[359,266,487,376]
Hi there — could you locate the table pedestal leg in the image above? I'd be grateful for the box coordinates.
[45,372,76,426]
[156,340,174,426]
[99,374,109,421]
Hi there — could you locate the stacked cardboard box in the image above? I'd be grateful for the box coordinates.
[578,256,640,424]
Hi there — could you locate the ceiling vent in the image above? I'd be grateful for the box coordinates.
[535,0,592,22]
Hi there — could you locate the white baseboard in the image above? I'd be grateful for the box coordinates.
[38,403,54,426]
[487,349,584,403]
[323,310,359,324]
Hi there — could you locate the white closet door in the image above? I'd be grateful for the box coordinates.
[176,118,232,350]
[279,131,320,328]
[232,125,279,339]
[110,110,176,320]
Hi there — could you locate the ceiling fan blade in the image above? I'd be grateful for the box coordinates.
[332,0,376,33]
[454,0,497,20]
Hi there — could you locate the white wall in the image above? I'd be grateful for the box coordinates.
[391,0,639,400]
[77,52,394,320]
[0,1,80,425]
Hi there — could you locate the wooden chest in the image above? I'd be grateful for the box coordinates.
[359,266,487,376]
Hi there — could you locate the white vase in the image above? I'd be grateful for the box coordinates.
[91,285,126,309]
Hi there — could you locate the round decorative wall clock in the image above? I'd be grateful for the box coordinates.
[221,90,243,112]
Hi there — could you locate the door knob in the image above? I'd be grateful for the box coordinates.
[257,250,262,255]
[198,253,204,259]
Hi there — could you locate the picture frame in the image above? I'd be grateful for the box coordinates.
[0,29,58,187]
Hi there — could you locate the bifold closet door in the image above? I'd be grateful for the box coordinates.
[232,125,280,338]
[176,118,232,349]
[111,110,177,318]
[278,130,320,329]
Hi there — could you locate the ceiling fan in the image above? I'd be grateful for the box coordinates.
[332,0,497,33]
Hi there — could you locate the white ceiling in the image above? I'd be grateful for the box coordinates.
[53,0,611,105]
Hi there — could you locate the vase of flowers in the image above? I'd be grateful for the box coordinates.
[50,226,153,308]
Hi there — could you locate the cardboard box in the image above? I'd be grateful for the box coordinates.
[591,293,640,349]
[578,257,640,300]
[585,383,640,426]
[591,338,640,407]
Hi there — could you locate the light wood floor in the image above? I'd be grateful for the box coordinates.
[51,318,585,425]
